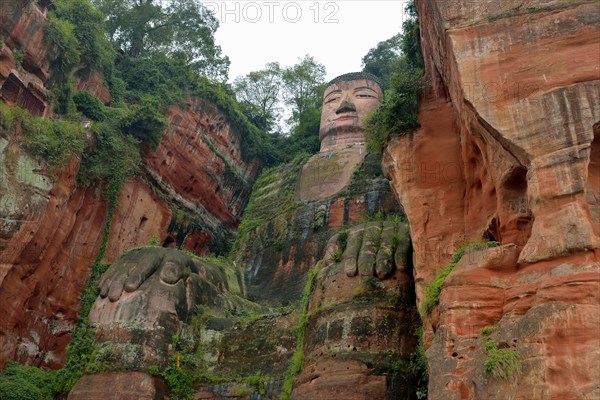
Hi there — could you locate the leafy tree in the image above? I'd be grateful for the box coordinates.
[233,62,283,133]
[92,0,229,81]
[400,3,424,70]
[73,90,107,121]
[363,0,425,154]
[119,96,168,149]
[361,33,402,88]
[52,0,114,73]
[44,14,80,83]
[282,55,326,129]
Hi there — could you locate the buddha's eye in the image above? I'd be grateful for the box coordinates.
[324,97,339,105]
[355,93,376,99]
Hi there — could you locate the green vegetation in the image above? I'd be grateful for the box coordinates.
[78,117,141,199]
[13,49,25,71]
[281,267,319,399]
[0,103,85,170]
[73,90,106,121]
[362,33,402,89]
[230,154,307,255]
[420,241,499,317]
[0,362,55,400]
[480,327,522,380]
[93,0,229,81]
[119,97,167,150]
[22,118,85,170]
[411,326,429,399]
[363,0,425,154]
[44,14,80,83]
[52,0,114,73]
[233,55,326,163]
[480,325,496,335]
[148,235,160,246]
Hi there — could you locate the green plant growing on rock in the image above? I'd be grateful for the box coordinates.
[2,105,86,170]
[482,337,522,380]
[338,228,349,249]
[411,326,428,399]
[281,267,319,399]
[13,49,25,71]
[420,241,499,317]
[332,248,344,263]
[73,90,106,121]
[0,361,55,400]
[480,325,496,335]
[363,1,424,154]
[147,235,160,246]
[480,326,522,381]
[362,275,383,290]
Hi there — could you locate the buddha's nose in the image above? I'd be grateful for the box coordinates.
[336,96,356,114]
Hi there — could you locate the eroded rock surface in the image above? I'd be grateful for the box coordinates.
[383,1,600,398]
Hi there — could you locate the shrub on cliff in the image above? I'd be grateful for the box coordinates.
[73,90,107,121]
[480,328,522,380]
[78,117,141,198]
[45,14,80,83]
[119,97,167,150]
[420,241,500,317]
[0,362,54,400]
[52,0,115,73]
[1,104,85,168]
[363,1,425,154]
[22,117,85,168]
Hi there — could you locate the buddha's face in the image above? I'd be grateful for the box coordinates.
[319,79,383,149]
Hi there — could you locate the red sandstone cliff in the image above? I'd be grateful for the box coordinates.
[0,2,258,369]
[383,1,599,398]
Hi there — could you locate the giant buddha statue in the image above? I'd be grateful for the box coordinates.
[73,72,420,399]
[299,72,384,201]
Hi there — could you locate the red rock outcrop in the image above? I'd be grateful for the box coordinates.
[383,1,600,398]
[0,158,109,369]
[0,1,50,117]
[68,371,168,400]
[102,178,171,262]
[143,97,259,256]
[0,94,259,368]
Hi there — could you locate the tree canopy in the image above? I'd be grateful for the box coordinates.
[234,62,283,133]
[231,56,326,162]
[361,33,402,89]
[363,0,425,154]
[91,0,229,81]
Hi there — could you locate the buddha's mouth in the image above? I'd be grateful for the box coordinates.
[335,115,357,121]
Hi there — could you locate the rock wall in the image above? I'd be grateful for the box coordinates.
[142,97,259,256]
[383,1,600,398]
[0,95,259,369]
[0,2,259,366]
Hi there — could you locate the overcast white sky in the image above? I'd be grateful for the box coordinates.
[209,1,410,82]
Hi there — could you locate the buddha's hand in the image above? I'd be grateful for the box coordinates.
[320,220,410,280]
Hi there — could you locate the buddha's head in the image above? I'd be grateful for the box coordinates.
[319,72,383,152]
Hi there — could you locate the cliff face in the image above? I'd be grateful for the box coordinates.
[142,98,258,257]
[0,2,259,368]
[383,1,599,398]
